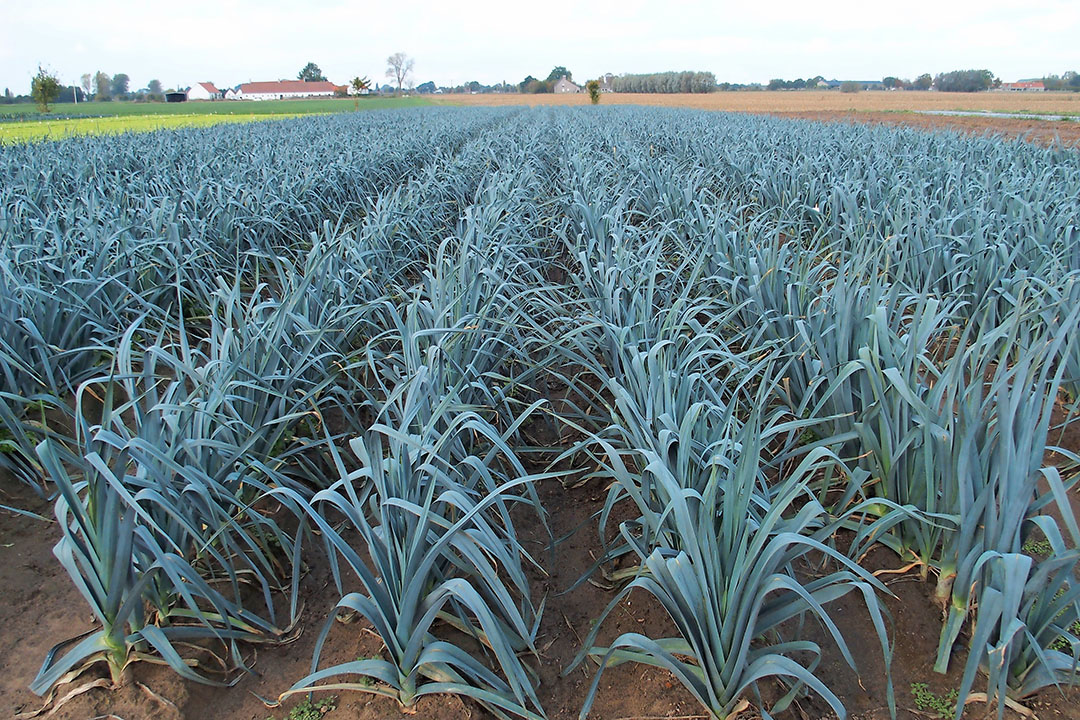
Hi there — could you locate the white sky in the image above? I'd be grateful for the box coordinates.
[1,0,1077,93]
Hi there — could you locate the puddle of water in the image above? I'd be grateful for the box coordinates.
[917,110,1076,121]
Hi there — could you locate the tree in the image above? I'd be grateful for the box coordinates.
[839,81,862,94]
[913,73,933,90]
[546,66,572,82]
[2,88,13,104]
[933,69,995,92]
[146,79,163,101]
[386,52,414,93]
[298,62,326,82]
[80,73,93,99]
[416,81,436,93]
[350,76,371,109]
[110,73,129,99]
[93,71,111,100]
[518,75,538,92]
[882,76,899,89]
[31,65,61,112]
[586,79,601,104]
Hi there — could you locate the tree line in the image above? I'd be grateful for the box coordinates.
[2,67,169,110]
[761,69,1080,93]
[1041,72,1080,91]
[611,71,717,93]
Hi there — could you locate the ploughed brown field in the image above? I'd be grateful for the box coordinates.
[436,91,1080,145]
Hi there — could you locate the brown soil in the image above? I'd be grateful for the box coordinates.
[434,91,1080,116]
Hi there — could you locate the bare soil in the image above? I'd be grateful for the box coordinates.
[435,91,1080,116]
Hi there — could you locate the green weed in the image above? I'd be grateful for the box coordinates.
[1022,537,1053,556]
[911,682,958,718]
[267,696,337,720]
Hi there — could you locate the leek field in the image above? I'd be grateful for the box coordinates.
[2,106,1080,720]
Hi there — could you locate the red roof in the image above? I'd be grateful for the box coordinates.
[1005,81,1045,89]
[239,80,336,95]
[198,82,219,94]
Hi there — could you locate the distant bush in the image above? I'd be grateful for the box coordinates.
[840,81,862,94]
[586,80,601,104]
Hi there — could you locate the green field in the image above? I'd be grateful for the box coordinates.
[0,97,432,143]
[0,96,430,119]
[0,112,318,143]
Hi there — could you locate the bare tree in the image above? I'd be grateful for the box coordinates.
[386,52,414,94]
[80,73,93,99]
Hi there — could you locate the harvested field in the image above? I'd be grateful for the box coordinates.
[436,90,1080,115]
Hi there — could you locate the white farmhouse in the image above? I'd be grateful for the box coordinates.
[186,82,221,101]
[553,77,580,94]
[232,80,337,101]
[1001,80,1046,92]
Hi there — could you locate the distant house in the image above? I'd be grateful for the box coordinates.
[824,79,884,91]
[186,82,221,101]
[231,80,337,101]
[1002,80,1046,92]
[553,77,580,94]
[598,73,615,93]
[224,87,240,100]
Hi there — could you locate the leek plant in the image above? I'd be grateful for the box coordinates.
[32,430,295,693]
[275,365,551,719]
[933,297,1080,673]
[951,544,1080,719]
[571,401,896,720]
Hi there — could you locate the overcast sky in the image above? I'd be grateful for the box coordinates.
[2,0,1076,93]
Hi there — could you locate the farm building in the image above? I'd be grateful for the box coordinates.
[553,77,580,94]
[186,82,221,101]
[231,80,337,101]
[598,73,615,92]
[1002,80,1046,91]
[823,79,885,91]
